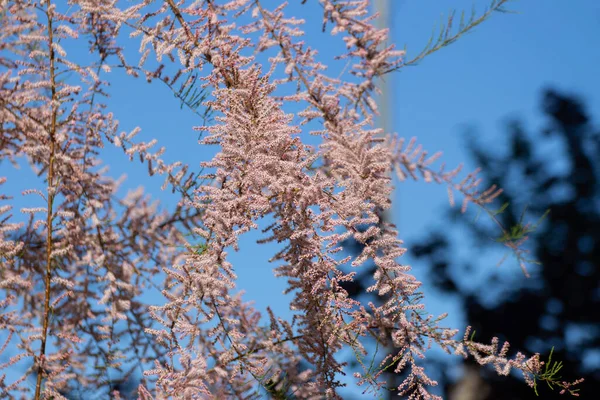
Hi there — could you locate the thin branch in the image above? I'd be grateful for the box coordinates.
[35,2,58,398]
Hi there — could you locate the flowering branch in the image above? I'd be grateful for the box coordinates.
[0,0,583,398]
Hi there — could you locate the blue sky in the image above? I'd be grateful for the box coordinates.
[2,0,599,396]
[387,0,600,322]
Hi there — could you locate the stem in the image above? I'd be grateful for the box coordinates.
[34,1,58,398]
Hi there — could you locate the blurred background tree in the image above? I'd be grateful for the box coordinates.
[409,88,599,399]
[340,88,598,399]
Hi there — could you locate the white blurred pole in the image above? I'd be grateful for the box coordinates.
[373,0,396,229]
[374,0,391,138]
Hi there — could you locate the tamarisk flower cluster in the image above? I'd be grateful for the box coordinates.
[0,0,582,399]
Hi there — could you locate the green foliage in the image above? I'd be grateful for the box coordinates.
[494,206,550,244]
[190,240,208,256]
[162,70,214,129]
[486,203,550,276]
[176,73,206,110]
[395,0,515,71]
[491,201,510,217]
[258,367,296,400]
[533,347,582,397]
